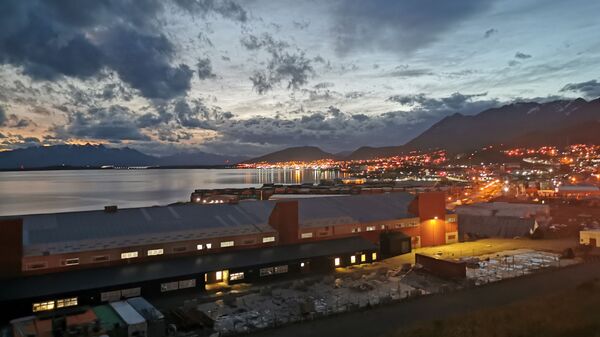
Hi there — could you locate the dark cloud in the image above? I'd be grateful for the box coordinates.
[332,0,493,55]
[196,57,217,80]
[560,79,600,98]
[241,33,314,94]
[0,0,245,100]
[387,92,498,114]
[0,106,6,125]
[508,60,520,67]
[484,28,498,38]
[387,67,433,77]
[515,52,532,59]
[314,82,335,89]
[54,105,150,141]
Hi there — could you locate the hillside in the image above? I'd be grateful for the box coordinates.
[0,144,245,170]
[243,146,335,163]
[346,97,600,159]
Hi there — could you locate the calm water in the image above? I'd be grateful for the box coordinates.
[0,168,344,216]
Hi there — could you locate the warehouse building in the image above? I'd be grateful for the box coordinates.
[0,192,457,320]
[455,202,548,239]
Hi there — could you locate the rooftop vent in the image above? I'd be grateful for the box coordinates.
[104,205,118,213]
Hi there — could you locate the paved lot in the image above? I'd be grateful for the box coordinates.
[248,261,600,337]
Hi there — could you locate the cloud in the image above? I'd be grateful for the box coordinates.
[484,28,498,38]
[387,67,433,77]
[387,92,498,114]
[0,0,245,100]
[196,57,217,80]
[515,52,532,59]
[332,0,493,55]
[241,33,314,93]
[0,105,34,128]
[560,79,600,98]
[54,105,151,141]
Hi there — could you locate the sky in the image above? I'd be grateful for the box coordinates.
[0,0,599,157]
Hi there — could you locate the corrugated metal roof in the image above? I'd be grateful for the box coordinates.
[21,201,277,256]
[298,193,415,227]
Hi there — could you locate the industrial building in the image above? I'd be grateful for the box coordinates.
[0,192,457,321]
[455,202,549,239]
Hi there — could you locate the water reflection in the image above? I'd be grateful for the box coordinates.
[0,168,345,216]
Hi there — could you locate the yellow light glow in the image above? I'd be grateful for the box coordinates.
[334,257,340,266]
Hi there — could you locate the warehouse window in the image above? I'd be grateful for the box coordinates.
[334,257,340,267]
[366,226,376,231]
[64,258,79,266]
[220,241,235,248]
[381,225,386,230]
[179,279,196,289]
[206,243,212,249]
[230,272,245,281]
[56,297,77,308]
[259,267,274,276]
[32,301,55,312]
[147,249,163,256]
[372,252,377,261]
[351,227,361,233]
[350,255,356,264]
[215,271,223,281]
[93,255,109,263]
[27,262,47,270]
[274,265,288,274]
[447,217,457,222]
[361,254,366,262]
[301,232,313,239]
[120,251,138,259]
[262,236,275,243]
[196,244,203,250]
[161,281,179,292]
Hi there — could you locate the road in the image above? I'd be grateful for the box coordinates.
[248,261,600,337]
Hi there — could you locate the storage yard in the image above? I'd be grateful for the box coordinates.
[169,239,581,336]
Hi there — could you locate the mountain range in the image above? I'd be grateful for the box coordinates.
[1,97,599,168]
[344,97,600,160]
[0,145,246,170]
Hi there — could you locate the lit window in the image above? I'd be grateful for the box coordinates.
[206,243,212,249]
[350,255,356,264]
[120,251,138,259]
[372,252,377,261]
[197,244,203,250]
[334,257,340,267]
[361,254,366,262]
[230,272,245,281]
[381,225,386,230]
[32,301,55,312]
[366,226,376,231]
[301,232,313,239]
[351,227,361,233]
[300,262,305,268]
[56,297,77,308]
[274,265,288,274]
[215,271,223,281]
[220,241,234,248]
[64,258,79,266]
[262,236,275,243]
[147,249,163,256]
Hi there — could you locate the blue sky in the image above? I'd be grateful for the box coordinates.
[0,0,599,156]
